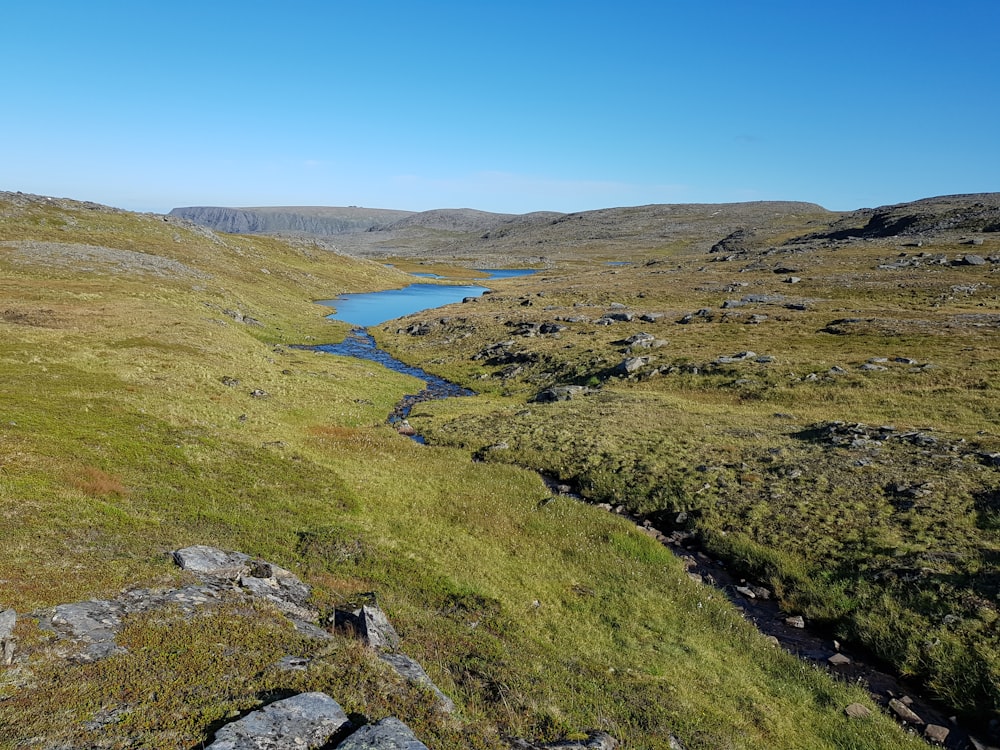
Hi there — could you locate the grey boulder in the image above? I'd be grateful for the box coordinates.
[335,717,428,749]
[207,692,350,749]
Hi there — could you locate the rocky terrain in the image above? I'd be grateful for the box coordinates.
[2,189,999,749]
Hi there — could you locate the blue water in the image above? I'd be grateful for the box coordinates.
[318,283,489,327]
[308,329,475,441]
[413,268,537,280]
[477,268,538,279]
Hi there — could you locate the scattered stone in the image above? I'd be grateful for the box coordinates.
[533,385,588,402]
[1,608,16,665]
[617,357,649,375]
[379,653,455,713]
[334,602,401,652]
[735,586,756,599]
[844,703,872,719]
[640,312,664,322]
[784,276,802,284]
[206,692,350,750]
[827,653,851,666]
[715,351,757,364]
[859,364,887,371]
[275,655,311,672]
[924,725,950,744]
[220,376,241,387]
[395,420,417,437]
[249,389,269,398]
[785,615,805,629]
[888,697,924,725]
[957,254,987,266]
[621,332,656,346]
[336,717,429,749]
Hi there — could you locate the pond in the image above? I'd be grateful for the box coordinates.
[317,269,537,327]
[317,283,489,327]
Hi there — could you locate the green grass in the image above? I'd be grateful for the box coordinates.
[0,194,937,748]
[379,227,1000,726]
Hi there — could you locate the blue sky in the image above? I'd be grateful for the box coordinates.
[4,1,997,214]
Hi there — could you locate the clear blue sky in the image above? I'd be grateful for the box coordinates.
[4,1,997,214]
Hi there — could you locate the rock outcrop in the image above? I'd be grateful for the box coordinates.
[206,692,351,750]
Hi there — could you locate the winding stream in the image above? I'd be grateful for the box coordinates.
[308,329,474,442]
[304,292,984,749]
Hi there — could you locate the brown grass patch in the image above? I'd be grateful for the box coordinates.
[70,466,129,497]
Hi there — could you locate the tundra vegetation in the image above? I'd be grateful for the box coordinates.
[0,190,996,748]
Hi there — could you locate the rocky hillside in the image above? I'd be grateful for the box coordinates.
[4,189,996,749]
[801,193,1000,241]
[168,205,416,235]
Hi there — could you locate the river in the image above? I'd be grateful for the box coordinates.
[302,277,983,749]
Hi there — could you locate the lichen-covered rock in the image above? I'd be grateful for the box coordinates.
[49,600,127,662]
[173,545,251,577]
[334,717,428,749]
[206,692,350,749]
[172,545,318,622]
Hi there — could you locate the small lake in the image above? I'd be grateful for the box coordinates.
[318,283,490,327]
[318,269,537,327]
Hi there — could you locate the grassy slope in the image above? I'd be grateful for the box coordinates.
[375,221,1000,727]
[0,195,924,749]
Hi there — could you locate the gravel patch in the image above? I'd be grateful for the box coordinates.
[1,240,210,279]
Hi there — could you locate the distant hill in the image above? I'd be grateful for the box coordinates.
[167,205,415,235]
[799,193,1000,241]
[167,196,1000,266]
[382,208,519,232]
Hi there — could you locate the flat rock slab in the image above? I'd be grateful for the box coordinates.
[33,547,324,663]
[173,545,318,622]
[49,600,126,662]
[335,717,428,749]
[173,545,251,577]
[207,692,349,749]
